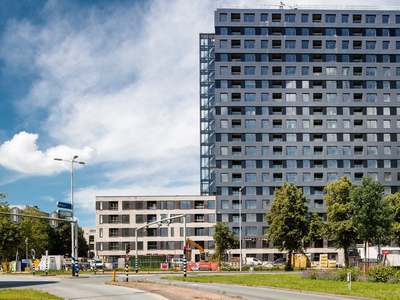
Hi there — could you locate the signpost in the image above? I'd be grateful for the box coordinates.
[57,210,73,218]
[56,201,73,210]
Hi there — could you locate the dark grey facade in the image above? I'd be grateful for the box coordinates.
[200,6,400,256]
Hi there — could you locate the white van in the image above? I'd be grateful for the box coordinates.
[171,258,184,266]
[246,257,262,266]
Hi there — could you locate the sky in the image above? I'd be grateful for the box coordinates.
[0,0,397,227]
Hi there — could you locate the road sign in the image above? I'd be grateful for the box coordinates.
[50,212,58,228]
[57,201,73,210]
[10,207,21,224]
[57,209,73,218]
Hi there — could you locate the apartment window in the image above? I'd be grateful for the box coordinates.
[109,215,118,224]
[366,67,376,76]
[286,54,296,62]
[286,173,297,182]
[327,146,337,155]
[301,14,308,22]
[245,120,256,128]
[245,146,256,155]
[244,13,255,22]
[285,40,296,49]
[244,66,255,75]
[109,201,118,210]
[285,66,296,75]
[245,54,255,62]
[384,147,391,155]
[326,28,336,36]
[245,93,255,102]
[382,15,389,23]
[286,146,297,155]
[367,120,377,128]
[327,120,337,128]
[367,146,378,155]
[261,67,269,75]
[302,40,309,49]
[245,80,255,88]
[366,29,376,36]
[285,14,295,22]
[383,41,390,49]
[326,41,336,49]
[245,173,256,182]
[244,40,255,48]
[366,41,376,49]
[261,13,268,22]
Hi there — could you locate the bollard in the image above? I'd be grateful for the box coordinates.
[183,258,187,277]
[112,270,117,282]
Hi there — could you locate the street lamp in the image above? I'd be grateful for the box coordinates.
[239,186,244,272]
[54,155,85,276]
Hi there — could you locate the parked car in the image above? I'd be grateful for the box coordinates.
[273,257,286,266]
[90,259,105,270]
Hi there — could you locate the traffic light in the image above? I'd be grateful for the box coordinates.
[183,246,186,255]
[125,243,130,254]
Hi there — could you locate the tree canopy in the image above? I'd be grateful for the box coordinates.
[266,181,309,271]
[383,192,400,246]
[212,221,239,266]
[351,177,393,258]
[324,176,357,267]
[0,192,89,261]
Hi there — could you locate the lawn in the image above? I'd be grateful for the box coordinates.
[165,273,400,300]
[0,289,62,300]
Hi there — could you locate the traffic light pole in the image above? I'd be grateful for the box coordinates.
[135,214,187,275]
[125,243,130,282]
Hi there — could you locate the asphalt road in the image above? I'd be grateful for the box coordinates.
[0,274,167,300]
[0,273,372,300]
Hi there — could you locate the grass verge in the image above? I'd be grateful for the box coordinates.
[0,289,62,300]
[164,273,400,300]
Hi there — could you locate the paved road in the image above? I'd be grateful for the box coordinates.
[0,273,372,300]
[0,274,167,300]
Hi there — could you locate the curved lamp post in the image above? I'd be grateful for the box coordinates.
[54,155,85,276]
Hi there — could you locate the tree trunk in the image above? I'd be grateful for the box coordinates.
[285,250,293,271]
[344,246,349,268]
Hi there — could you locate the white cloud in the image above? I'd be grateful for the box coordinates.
[0,131,95,175]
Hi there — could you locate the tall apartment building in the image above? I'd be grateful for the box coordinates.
[200,5,400,262]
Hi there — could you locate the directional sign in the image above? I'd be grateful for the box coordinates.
[57,201,73,210]
[10,207,21,224]
[57,209,73,218]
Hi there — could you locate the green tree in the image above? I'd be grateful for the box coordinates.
[266,182,309,271]
[0,193,21,261]
[324,176,357,267]
[19,206,50,260]
[47,222,89,258]
[306,211,325,244]
[384,192,400,246]
[351,177,393,261]
[212,222,239,267]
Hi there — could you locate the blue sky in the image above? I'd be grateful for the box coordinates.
[0,0,396,227]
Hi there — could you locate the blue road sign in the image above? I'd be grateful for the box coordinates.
[57,209,73,218]
[56,201,73,210]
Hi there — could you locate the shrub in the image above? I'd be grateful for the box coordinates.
[300,269,316,279]
[366,266,396,283]
[337,268,361,282]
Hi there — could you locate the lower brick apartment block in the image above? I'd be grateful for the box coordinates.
[95,195,343,265]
